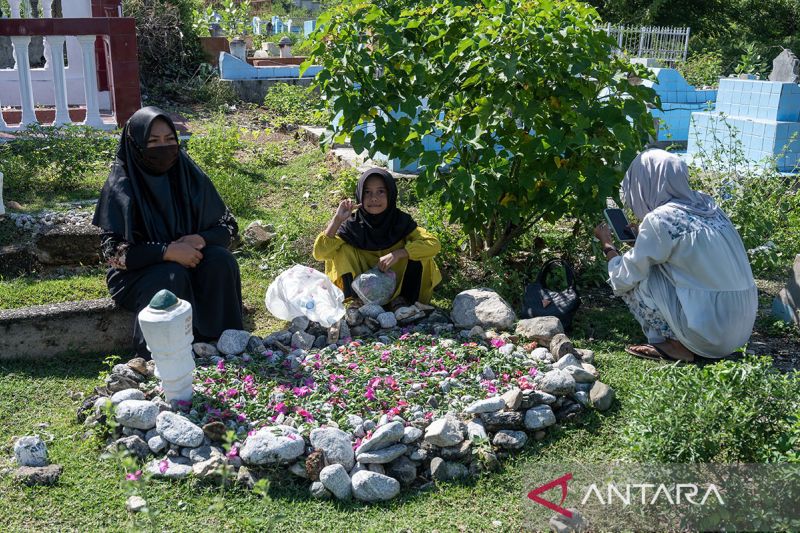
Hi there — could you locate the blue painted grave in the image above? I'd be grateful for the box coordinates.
[687,78,800,172]
[642,68,717,142]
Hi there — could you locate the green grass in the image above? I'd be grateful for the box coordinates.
[0,268,108,309]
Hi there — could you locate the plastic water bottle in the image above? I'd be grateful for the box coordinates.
[137,290,195,403]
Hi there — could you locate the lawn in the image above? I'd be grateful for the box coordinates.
[0,107,798,532]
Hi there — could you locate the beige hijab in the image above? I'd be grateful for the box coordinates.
[621,149,721,220]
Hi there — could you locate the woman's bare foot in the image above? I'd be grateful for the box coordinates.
[653,339,696,362]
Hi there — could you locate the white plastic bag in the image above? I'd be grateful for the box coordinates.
[351,267,396,306]
[265,265,345,327]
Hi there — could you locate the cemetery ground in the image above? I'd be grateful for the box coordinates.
[0,104,799,531]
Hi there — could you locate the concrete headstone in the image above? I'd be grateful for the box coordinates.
[769,49,800,83]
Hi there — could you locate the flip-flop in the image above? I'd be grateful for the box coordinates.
[625,344,662,361]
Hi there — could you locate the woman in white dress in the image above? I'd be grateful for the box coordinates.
[594,149,758,362]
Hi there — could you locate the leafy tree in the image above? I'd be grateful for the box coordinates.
[307,0,656,256]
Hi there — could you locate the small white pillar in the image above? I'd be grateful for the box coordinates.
[10,36,37,127]
[137,290,195,403]
[46,36,71,125]
[75,35,103,128]
[0,171,5,216]
[9,0,22,18]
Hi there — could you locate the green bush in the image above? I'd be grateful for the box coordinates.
[310,0,656,257]
[690,124,800,276]
[0,125,117,202]
[676,51,724,88]
[262,83,327,127]
[624,356,800,463]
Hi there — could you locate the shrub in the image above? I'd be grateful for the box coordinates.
[309,0,656,257]
[0,125,117,201]
[675,50,724,88]
[623,356,800,463]
[262,83,327,127]
[122,0,206,95]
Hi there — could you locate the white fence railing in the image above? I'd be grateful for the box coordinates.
[606,24,690,65]
[0,0,112,131]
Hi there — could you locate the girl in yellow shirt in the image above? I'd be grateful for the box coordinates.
[313,168,442,306]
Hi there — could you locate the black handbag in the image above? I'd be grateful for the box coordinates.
[521,258,581,329]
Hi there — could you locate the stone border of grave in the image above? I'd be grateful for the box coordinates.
[48,289,616,505]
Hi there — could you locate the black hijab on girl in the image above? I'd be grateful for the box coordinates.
[337,168,417,250]
[93,106,227,244]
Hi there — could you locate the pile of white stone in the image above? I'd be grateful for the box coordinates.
[11,435,63,486]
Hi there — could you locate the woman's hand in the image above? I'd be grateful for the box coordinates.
[176,234,206,250]
[164,242,203,268]
[378,249,408,272]
[335,199,360,223]
[594,223,614,246]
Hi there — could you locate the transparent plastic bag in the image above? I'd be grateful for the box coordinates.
[265,265,345,328]
[351,267,396,306]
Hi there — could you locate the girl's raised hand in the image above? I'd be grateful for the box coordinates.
[335,199,360,222]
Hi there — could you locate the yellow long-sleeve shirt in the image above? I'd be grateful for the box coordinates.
[312,227,442,304]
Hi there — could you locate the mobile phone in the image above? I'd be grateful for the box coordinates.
[603,208,637,243]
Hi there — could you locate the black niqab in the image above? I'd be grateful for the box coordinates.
[337,168,417,250]
[92,106,227,244]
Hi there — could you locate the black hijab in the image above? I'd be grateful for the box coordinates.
[93,106,227,244]
[337,168,417,250]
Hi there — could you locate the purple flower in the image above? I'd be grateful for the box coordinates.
[216,360,226,372]
[126,469,142,481]
[227,445,239,458]
[490,338,506,348]
[159,459,169,474]
[364,388,376,401]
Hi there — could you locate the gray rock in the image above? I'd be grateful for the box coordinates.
[126,495,147,513]
[590,381,615,411]
[515,316,564,342]
[109,435,150,460]
[110,388,145,405]
[549,333,574,361]
[13,464,63,486]
[408,447,427,461]
[351,470,401,502]
[377,311,398,329]
[769,49,800,83]
[525,405,556,430]
[192,456,226,479]
[290,316,310,333]
[145,457,192,479]
[355,421,404,455]
[105,374,140,393]
[186,445,223,463]
[566,366,597,383]
[552,353,582,371]
[122,426,145,438]
[493,429,528,450]
[310,427,355,471]
[217,329,251,355]
[470,325,486,339]
[574,391,590,406]
[401,426,423,444]
[467,420,488,441]
[538,369,576,396]
[345,307,363,326]
[465,397,506,414]
[387,455,417,486]
[451,288,516,330]
[240,427,305,465]
[319,463,352,500]
[439,440,472,461]
[522,390,557,407]
[575,348,595,364]
[288,461,309,478]
[424,417,464,447]
[480,410,524,432]
[193,342,220,358]
[430,457,469,482]
[549,507,587,533]
[14,436,48,467]
[116,400,159,430]
[246,335,266,354]
[501,388,523,410]
[291,330,315,351]
[155,411,204,448]
[148,435,167,454]
[395,306,425,323]
[310,481,332,499]
[112,364,144,382]
[243,220,276,248]
[481,364,496,380]
[357,443,407,464]
[359,303,385,319]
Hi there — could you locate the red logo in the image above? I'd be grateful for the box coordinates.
[528,473,573,518]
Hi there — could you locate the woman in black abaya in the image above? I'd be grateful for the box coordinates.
[93,106,243,359]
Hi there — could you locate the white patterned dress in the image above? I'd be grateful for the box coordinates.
[607,203,758,358]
